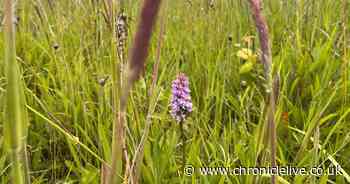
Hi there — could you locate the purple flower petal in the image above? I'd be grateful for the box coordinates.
[170,73,193,122]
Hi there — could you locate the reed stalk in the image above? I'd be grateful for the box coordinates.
[129,2,167,183]
[108,0,162,183]
[104,0,130,183]
[103,0,124,183]
[247,0,276,183]
[342,0,348,106]
[3,0,30,183]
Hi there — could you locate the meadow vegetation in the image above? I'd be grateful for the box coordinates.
[0,0,350,183]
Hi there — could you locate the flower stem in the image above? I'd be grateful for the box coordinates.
[180,120,186,172]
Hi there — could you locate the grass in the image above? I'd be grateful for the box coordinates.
[3,0,30,183]
[0,0,350,183]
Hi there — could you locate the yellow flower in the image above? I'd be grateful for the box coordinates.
[242,35,255,45]
[236,48,257,60]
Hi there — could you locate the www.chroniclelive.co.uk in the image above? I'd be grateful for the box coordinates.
[184,165,342,176]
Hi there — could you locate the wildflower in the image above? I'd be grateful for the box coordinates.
[237,48,258,74]
[236,48,257,60]
[242,35,255,45]
[282,112,289,123]
[170,73,193,122]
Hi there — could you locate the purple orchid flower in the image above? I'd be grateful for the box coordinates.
[170,73,193,122]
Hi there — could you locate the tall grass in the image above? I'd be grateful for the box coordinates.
[129,2,167,182]
[247,0,276,183]
[109,0,161,183]
[107,0,123,183]
[3,0,30,183]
